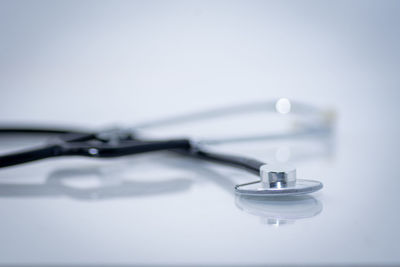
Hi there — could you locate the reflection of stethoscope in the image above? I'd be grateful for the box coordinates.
[0,99,334,197]
[0,155,323,225]
[235,195,323,226]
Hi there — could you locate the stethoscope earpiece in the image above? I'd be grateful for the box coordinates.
[235,163,323,196]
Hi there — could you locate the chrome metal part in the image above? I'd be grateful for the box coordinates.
[235,163,323,196]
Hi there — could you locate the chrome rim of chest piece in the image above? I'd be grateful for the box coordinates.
[235,163,323,196]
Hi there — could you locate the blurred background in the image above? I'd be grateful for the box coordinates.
[0,0,399,266]
[1,0,399,130]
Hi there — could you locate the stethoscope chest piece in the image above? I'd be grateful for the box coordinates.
[235,163,323,196]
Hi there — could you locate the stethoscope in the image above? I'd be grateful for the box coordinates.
[0,98,334,197]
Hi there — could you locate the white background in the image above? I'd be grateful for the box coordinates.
[0,0,399,265]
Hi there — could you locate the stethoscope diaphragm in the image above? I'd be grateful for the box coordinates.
[235,163,323,196]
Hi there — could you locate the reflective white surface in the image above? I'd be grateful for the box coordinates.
[0,0,399,265]
[0,113,398,265]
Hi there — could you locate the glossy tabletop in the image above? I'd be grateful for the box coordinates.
[0,1,399,266]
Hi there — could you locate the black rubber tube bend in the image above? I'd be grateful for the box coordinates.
[0,139,192,168]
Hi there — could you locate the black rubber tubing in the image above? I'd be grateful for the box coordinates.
[0,127,265,175]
